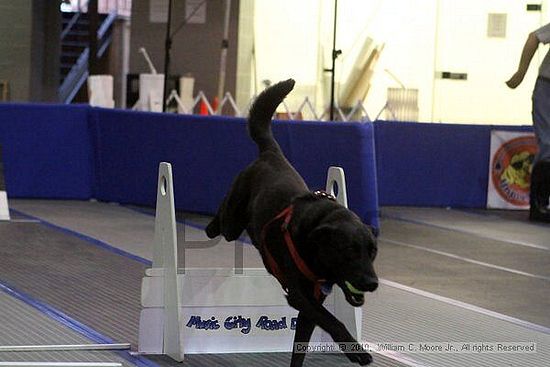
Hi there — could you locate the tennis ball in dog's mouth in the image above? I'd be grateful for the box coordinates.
[345,281,364,295]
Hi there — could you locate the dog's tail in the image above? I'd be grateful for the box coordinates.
[248,79,295,152]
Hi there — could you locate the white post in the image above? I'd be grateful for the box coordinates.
[87,75,115,108]
[178,76,195,114]
[0,190,9,221]
[325,166,362,341]
[152,162,184,361]
[216,0,231,112]
[0,146,8,221]
[139,74,164,112]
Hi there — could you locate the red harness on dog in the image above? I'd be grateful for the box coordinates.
[259,191,335,301]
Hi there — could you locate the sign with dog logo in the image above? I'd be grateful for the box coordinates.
[487,131,537,209]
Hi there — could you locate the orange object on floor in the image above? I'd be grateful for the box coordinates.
[199,100,208,115]
[212,97,219,114]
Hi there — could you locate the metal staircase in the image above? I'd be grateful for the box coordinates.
[59,11,116,104]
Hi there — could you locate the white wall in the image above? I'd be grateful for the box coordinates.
[253,0,321,111]
[431,0,545,124]
[252,0,549,124]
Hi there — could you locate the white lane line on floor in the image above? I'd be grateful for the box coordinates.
[380,279,550,335]
[382,214,549,251]
[367,343,432,367]
[381,238,550,282]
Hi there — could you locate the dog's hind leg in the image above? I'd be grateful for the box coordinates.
[206,171,250,241]
[290,311,317,367]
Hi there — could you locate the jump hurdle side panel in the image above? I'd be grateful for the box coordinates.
[151,163,184,362]
[326,166,362,341]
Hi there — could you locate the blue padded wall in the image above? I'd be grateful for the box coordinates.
[0,103,93,199]
[0,102,534,222]
[276,120,379,228]
[0,104,379,228]
[91,108,380,229]
[374,121,533,207]
[89,109,257,212]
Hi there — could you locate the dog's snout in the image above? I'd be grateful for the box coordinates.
[363,277,378,292]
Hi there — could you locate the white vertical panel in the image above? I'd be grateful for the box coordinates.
[152,162,184,361]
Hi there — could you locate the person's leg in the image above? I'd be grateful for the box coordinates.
[529,161,550,221]
[530,78,550,222]
[539,160,550,207]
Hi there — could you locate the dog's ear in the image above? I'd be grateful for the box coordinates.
[305,224,336,247]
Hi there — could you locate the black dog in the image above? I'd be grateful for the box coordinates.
[206,79,378,366]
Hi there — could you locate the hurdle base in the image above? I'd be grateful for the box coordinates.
[138,267,350,355]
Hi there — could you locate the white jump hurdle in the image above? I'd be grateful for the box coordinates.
[0,151,9,221]
[138,163,360,360]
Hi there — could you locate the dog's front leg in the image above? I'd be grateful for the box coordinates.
[290,311,316,367]
[206,170,250,241]
[286,289,372,366]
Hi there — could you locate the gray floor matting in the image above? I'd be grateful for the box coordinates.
[376,212,550,327]
[364,282,550,367]
[2,200,550,366]
[381,206,550,250]
[0,292,133,366]
[0,221,146,348]
[9,200,262,269]
[380,219,550,277]
[144,352,410,367]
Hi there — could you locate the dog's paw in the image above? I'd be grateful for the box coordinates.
[345,348,373,366]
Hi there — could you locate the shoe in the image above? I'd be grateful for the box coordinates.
[529,205,550,222]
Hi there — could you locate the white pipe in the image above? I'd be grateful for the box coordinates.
[0,363,121,367]
[139,47,158,74]
[0,344,130,352]
[216,0,232,112]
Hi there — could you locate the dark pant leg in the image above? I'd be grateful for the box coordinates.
[539,161,550,206]
[530,161,550,221]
